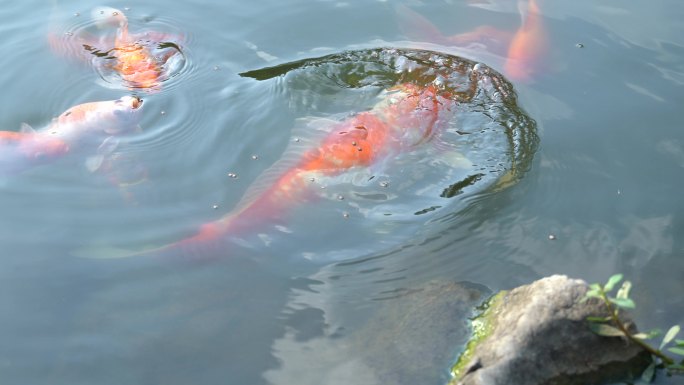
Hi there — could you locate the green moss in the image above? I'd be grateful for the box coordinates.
[449,290,507,383]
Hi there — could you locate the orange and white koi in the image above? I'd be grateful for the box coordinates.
[49,6,182,91]
[89,7,164,89]
[396,0,547,82]
[0,96,143,176]
[133,83,453,258]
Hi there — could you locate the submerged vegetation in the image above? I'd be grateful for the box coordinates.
[585,274,684,382]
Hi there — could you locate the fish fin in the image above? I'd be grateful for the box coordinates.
[71,243,164,259]
[85,155,105,172]
[20,123,35,134]
[71,245,139,259]
[98,136,120,154]
[86,137,119,172]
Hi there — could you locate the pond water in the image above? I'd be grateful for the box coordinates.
[1,0,683,384]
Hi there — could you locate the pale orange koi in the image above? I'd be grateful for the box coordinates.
[396,0,548,82]
[503,0,548,82]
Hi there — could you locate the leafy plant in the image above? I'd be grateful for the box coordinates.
[584,274,684,382]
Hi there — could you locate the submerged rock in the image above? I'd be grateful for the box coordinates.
[353,280,490,385]
[450,275,652,385]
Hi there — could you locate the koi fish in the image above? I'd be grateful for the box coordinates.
[119,83,453,258]
[0,96,143,176]
[396,0,547,82]
[48,6,183,91]
[89,7,162,89]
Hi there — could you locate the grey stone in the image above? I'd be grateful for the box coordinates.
[355,280,490,385]
[451,275,652,385]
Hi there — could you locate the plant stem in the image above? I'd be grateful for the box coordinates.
[600,290,674,366]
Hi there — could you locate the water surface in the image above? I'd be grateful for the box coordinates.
[1,0,683,384]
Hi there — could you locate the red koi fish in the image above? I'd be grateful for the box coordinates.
[396,0,547,82]
[132,83,452,258]
[0,96,143,176]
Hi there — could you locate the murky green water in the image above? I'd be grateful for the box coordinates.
[1,0,683,384]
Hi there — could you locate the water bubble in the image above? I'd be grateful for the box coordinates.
[294,137,300,142]
[212,204,219,210]
[309,177,315,182]
[548,234,556,241]
[357,147,363,151]
[342,212,350,218]
[213,66,220,71]
[320,185,326,189]
[74,12,80,17]
[337,195,344,200]
[227,172,238,179]
[113,11,119,16]
[124,7,130,11]
[160,110,166,115]
[65,31,73,36]
[351,141,357,146]
[575,43,584,48]
[379,181,390,188]
[251,155,259,160]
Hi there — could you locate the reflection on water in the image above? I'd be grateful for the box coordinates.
[0,0,683,384]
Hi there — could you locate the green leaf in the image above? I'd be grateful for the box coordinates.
[675,339,684,347]
[608,297,636,309]
[587,316,612,323]
[616,281,632,299]
[668,347,684,356]
[585,285,602,296]
[604,274,623,292]
[634,329,662,340]
[589,323,625,337]
[641,361,656,383]
[660,325,680,350]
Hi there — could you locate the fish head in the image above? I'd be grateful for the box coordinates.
[114,46,162,89]
[55,96,143,135]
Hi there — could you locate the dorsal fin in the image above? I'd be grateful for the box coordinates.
[20,123,35,134]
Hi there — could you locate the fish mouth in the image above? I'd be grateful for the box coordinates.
[130,96,143,109]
